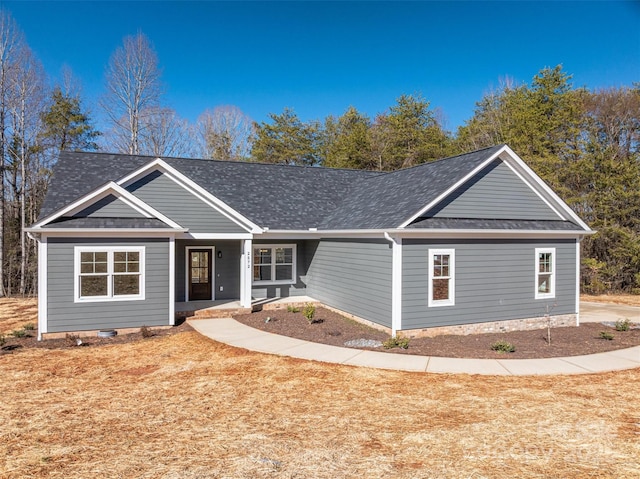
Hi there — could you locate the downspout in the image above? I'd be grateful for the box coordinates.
[384,232,402,337]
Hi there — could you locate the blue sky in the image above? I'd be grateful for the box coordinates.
[4,1,640,133]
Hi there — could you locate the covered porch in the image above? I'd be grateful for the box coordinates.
[175,295,318,320]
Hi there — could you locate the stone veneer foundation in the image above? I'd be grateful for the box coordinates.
[398,314,578,339]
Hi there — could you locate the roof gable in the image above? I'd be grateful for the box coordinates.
[426,159,562,222]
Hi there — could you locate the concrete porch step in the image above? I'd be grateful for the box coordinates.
[177,307,252,320]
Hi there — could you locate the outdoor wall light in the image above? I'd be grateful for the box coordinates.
[217,251,222,258]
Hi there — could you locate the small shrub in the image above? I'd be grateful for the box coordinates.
[383,336,410,349]
[286,305,300,313]
[615,318,631,332]
[303,303,316,323]
[491,340,515,353]
[23,323,36,331]
[10,329,28,338]
[599,331,614,341]
[140,325,154,338]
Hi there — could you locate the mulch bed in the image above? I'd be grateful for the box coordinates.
[0,319,193,355]
[235,307,640,359]
[3,307,639,360]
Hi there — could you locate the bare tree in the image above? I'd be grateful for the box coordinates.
[0,10,24,296]
[196,105,254,161]
[101,32,162,155]
[7,45,46,294]
[137,106,195,157]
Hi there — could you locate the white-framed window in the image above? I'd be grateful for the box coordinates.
[535,248,555,299]
[428,249,455,307]
[74,246,145,302]
[252,244,296,285]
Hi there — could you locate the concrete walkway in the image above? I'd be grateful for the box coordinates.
[189,317,640,376]
[580,301,640,323]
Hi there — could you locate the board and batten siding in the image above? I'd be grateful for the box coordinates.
[251,240,310,298]
[402,239,577,330]
[431,160,560,221]
[75,194,146,218]
[46,238,170,332]
[306,239,392,328]
[175,239,241,301]
[126,170,247,233]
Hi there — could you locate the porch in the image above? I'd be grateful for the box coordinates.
[175,295,318,320]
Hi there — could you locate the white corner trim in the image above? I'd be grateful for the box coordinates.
[384,233,403,336]
[240,239,253,308]
[37,236,48,340]
[116,158,263,234]
[575,240,580,325]
[169,237,175,325]
[398,146,508,228]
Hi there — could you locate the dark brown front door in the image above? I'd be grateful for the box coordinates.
[189,249,212,301]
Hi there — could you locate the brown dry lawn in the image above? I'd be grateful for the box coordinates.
[1,298,639,478]
[0,297,37,334]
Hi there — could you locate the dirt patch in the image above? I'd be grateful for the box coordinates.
[235,307,640,359]
[581,294,640,307]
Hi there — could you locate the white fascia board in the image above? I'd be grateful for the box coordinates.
[23,229,186,237]
[262,228,592,240]
[31,182,185,231]
[499,145,593,232]
[116,158,263,234]
[397,146,507,229]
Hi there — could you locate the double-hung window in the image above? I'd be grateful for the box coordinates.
[75,247,145,302]
[253,244,296,284]
[428,249,455,307]
[535,248,555,299]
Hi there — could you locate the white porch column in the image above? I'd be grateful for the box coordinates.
[240,238,253,308]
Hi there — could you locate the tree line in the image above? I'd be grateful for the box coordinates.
[0,9,638,296]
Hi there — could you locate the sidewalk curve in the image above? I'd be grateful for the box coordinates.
[189,318,640,376]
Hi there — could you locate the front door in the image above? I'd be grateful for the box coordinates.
[189,249,213,301]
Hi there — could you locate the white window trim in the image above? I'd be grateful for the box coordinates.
[252,243,297,285]
[535,247,556,300]
[428,248,455,307]
[74,246,145,303]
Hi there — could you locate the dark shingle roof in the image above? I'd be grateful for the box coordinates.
[39,151,382,230]
[43,218,172,229]
[406,218,582,231]
[40,145,579,233]
[318,145,505,229]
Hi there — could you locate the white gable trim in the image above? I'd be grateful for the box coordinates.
[398,145,593,232]
[116,158,263,234]
[398,147,506,228]
[498,145,592,231]
[31,182,185,230]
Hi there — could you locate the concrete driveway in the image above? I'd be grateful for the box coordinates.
[580,301,640,323]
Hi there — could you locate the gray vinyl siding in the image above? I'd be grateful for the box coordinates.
[46,238,170,332]
[402,239,577,329]
[75,194,146,218]
[431,160,560,221]
[306,239,392,328]
[251,240,309,298]
[127,170,248,233]
[175,240,241,301]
